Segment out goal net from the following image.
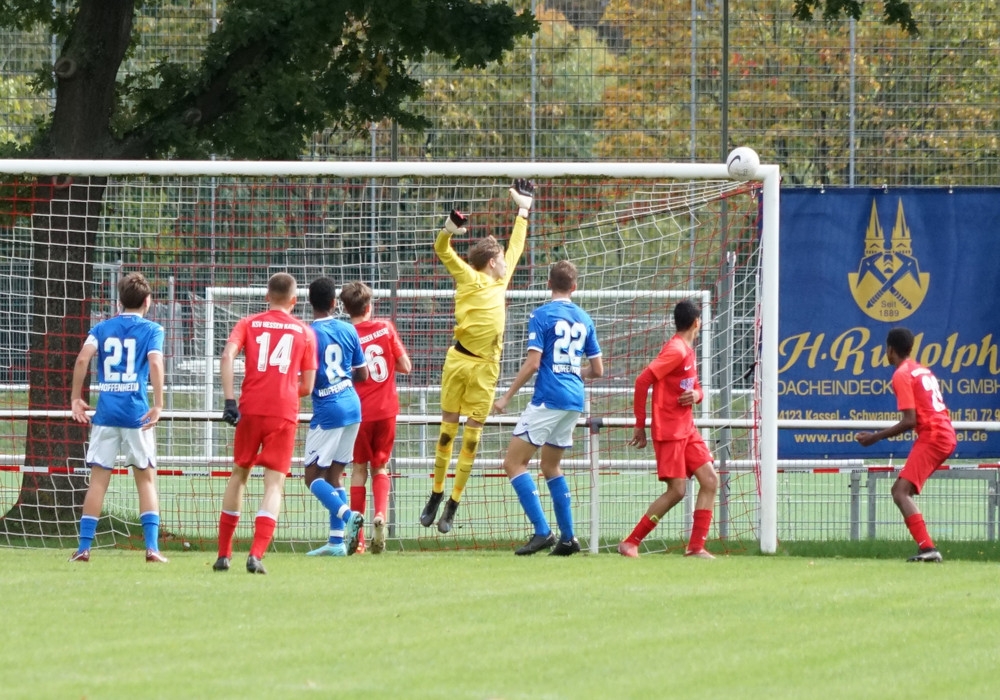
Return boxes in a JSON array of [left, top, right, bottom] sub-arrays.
[[0, 161, 778, 555]]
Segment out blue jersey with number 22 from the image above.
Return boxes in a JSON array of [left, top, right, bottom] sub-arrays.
[[527, 299, 601, 412]]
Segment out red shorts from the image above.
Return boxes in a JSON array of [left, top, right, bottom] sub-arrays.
[[899, 432, 957, 494], [653, 430, 714, 481], [232, 415, 298, 475], [353, 417, 397, 468]]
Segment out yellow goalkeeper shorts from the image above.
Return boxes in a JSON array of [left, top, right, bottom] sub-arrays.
[[439, 346, 500, 424]]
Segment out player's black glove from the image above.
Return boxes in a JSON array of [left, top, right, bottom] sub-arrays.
[[445, 209, 468, 235], [509, 179, 534, 218], [222, 399, 240, 426]]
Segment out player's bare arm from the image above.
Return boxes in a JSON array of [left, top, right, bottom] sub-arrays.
[[352, 365, 369, 384], [396, 352, 412, 374], [493, 349, 541, 414], [141, 352, 165, 430], [298, 369, 317, 397], [678, 388, 701, 407], [70, 343, 97, 424], [855, 408, 916, 447], [580, 356, 604, 381]]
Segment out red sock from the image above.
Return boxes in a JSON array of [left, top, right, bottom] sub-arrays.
[[250, 513, 277, 559], [217, 511, 240, 558], [350, 485, 367, 515], [626, 514, 658, 545], [688, 509, 713, 553], [905, 513, 935, 549], [372, 472, 391, 518], [350, 486, 367, 546]]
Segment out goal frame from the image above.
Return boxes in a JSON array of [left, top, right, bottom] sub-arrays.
[[0, 158, 781, 553]]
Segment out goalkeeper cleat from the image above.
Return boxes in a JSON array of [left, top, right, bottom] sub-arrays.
[[69, 549, 90, 563], [437, 498, 460, 534], [246, 555, 267, 575], [306, 542, 347, 557], [212, 556, 231, 571], [145, 549, 169, 563], [907, 547, 943, 563], [345, 512, 365, 556], [371, 513, 387, 555], [684, 548, 716, 560], [420, 491, 444, 528], [549, 537, 582, 556], [617, 540, 639, 558], [515, 531, 557, 556]]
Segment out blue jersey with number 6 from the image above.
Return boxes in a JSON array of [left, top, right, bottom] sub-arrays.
[[310, 317, 365, 429], [87, 313, 165, 428], [527, 299, 601, 412]]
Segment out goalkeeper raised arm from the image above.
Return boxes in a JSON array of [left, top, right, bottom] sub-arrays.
[[419, 179, 534, 534]]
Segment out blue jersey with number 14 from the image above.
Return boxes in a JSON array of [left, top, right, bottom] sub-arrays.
[[310, 317, 365, 429], [527, 299, 601, 412], [87, 313, 165, 428]]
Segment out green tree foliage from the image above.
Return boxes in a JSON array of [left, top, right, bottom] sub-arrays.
[[792, 0, 918, 36], [411, 3, 618, 161], [1, 0, 538, 160]]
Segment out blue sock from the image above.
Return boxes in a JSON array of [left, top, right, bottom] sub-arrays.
[[328, 511, 345, 545], [310, 479, 352, 519], [311, 480, 351, 545], [140, 511, 160, 551], [511, 472, 549, 536], [547, 475, 574, 541], [78, 514, 98, 551]]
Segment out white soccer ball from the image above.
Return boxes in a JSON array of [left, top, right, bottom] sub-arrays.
[[726, 146, 760, 181]]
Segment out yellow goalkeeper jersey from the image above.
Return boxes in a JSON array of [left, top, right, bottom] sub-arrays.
[[434, 215, 528, 363]]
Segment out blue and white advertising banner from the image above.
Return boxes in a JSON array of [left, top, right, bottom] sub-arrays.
[[779, 188, 1000, 459]]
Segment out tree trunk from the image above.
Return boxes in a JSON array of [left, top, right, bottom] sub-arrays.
[[0, 180, 105, 538], [0, 0, 134, 536]]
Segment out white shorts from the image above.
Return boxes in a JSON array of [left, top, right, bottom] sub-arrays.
[[512, 403, 581, 450], [86, 424, 156, 470], [304, 423, 361, 468]]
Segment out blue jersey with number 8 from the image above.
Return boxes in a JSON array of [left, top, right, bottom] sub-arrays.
[[310, 317, 365, 429]]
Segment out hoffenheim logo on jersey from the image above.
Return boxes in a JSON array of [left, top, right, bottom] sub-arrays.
[[847, 199, 929, 322]]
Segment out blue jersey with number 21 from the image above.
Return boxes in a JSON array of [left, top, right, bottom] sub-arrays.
[[527, 299, 601, 412], [310, 317, 365, 429], [88, 313, 165, 428]]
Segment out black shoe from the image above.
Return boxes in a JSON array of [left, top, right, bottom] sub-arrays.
[[212, 556, 230, 571], [515, 531, 557, 555], [437, 498, 460, 534], [246, 555, 267, 574], [420, 491, 444, 527], [549, 537, 581, 556], [907, 547, 943, 563]]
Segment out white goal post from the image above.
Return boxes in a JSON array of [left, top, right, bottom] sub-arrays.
[[0, 158, 780, 553]]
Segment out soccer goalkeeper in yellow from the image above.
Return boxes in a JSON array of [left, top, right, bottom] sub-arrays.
[[420, 179, 534, 534]]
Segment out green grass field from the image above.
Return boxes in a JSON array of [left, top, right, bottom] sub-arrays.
[[2, 548, 999, 699]]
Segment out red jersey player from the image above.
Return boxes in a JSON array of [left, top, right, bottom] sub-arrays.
[[856, 327, 957, 562], [214, 273, 318, 574], [618, 299, 718, 559], [341, 281, 412, 554]]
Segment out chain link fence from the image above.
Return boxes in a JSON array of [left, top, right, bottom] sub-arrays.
[[2, 1, 997, 185]]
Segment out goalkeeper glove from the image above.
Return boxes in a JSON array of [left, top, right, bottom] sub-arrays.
[[445, 209, 468, 235], [222, 399, 240, 426], [509, 179, 534, 218]]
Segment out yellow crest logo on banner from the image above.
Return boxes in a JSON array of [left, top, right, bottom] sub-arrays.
[[847, 199, 929, 322]]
